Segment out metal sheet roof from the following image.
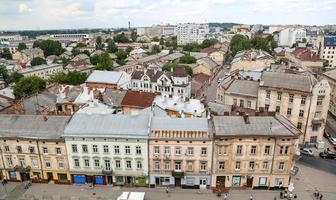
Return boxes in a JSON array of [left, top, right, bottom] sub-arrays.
[[151, 116, 209, 132]]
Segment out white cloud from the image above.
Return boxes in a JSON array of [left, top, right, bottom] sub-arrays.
[[18, 3, 32, 13]]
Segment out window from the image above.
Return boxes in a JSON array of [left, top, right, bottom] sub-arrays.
[[45, 160, 51, 168], [74, 158, 80, 167], [239, 100, 244, 107], [115, 160, 121, 169], [6, 157, 13, 166], [175, 147, 181, 155], [18, 157, 25, 167], [201, 147, 207, 156], [92, 145, 98, 153], [164, 147, 170, 155], [136, 146, 142, 155], [154, 161, 160, 169], [4, 146, 9, 152], [233, 99, 237, 105], [103, 145, 109, 153], [31, 158, 38, 168], [126, 160, 132, 169], [312, 124, 320, 131], [114, 145, 120, 154], [249, 161, 255, 170], [164, 162, 170, 170], [279, 162, 285, 170], [289, 94, 294, 103], [56, 147, 61, 155], [72, 144, 77, 153], [314, 111, 321, 119], [187, 147, 194, 155], [175, 161, 181, 171], [247, 101, 252, 108], [285, 146, 289, 154], [297, 122, 302, 130], [200, 162, 207, 171], [301, 96, 306, 105], [262, 161, 268, 170], [58, 160, 64, 169], [187, 161, 193, 171], [84, 159, 90, 167], [235, 161, 241, 170], [277, 92, 282, 100], [287, 108, 292, 115], [125, 146, 131, 154], [104, 160, 111, 170], [154, 146, 160, 154], [42, 147, 48, 154], [265, 104, 269, 112], [236, 145, 242, 155], [266, 90, 271, 99], [310, 136, 317, 143], [94, 159, 100, 168], [17, 146, 22, 153], [219, 161, 225, 170], [317, 96, 324, 106], [280, 146, 289, 155], [137, 161, 142, 169], [276, 106, 280, 113], [250, 146, 256, 155], [265, 145, 271, 155], [299, 110, 304, 117], [82, 145, 88, 153]]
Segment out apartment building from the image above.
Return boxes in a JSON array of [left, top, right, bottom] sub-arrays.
[[258, 71, 330, 146], [231, 50, 275, 71], [320, 69, 336, 117], [320, 36, 336, 68], [149, 117, 212, 189], [19, 64, 63, 79], [211, 115, 300, 190], [63, 112, 150, 186], [0, 34, 24, 42], [285, 48, 323, 72], [85, 70, 131, 90], [278, 28, 307, 47], [131, 67, 192, 98], [177, 23, 209, 45], [0, 115, 71, 183]]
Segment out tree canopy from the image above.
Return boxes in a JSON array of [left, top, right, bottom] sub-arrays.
[[180, 54, 196, 64], [162, 62, 176, 72], [182, 42, 201, 52], [115, 50, 128, 65], [149, 45, 161, 55], [49, 71, 87, 85], [31, 57, 46, 66], [13, 76, 46, 99], [95, 36, 103, 50], [113, 33, 129, 43], [18, 43, 27, 51], [200, 38, 218, 49], [33, 40, 64, 57], [107, 40, 118, 53], [0, 65, 23, 84], [230, 34, 277, 56], [230, 35, 251, 56], [131, 31, 138, 42], [0, 48, 12, 60], [90, 52, 113, 71]]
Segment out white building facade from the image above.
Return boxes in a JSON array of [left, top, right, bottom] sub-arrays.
[[177, 23, 209, 45], [278, 28, 307, 47], [320, 36, 336, 68]]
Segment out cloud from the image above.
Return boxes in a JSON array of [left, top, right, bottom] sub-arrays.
[[18, 3, 32, 13]]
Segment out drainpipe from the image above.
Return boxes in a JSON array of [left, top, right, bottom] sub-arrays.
[[36, 140, 45, 181]]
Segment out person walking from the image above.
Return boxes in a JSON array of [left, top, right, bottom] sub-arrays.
[[249, 194, 253, 200], [319, 194, 323, 200], [223, 193, 227, 200], [280, 191, 283, 199]]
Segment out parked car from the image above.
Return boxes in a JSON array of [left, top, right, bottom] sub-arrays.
[[319, 151, 336, 159], [328, 137, 336, 146], [324, 131, 331, 139], [217, 78, 222, 84], [300, 148, 314, 157]]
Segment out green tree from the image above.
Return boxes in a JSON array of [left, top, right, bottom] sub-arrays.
[[126, 46, 133, 54], [150, 45, 161, 55], [31, 57, 46, 66], [159, 37, 165, 45], [184, 66, 193, 76], [61, 58, 69, 67], [49, 71, 87, 85], [230, 35, 251, 56], [95, 52, 113, 71], [131, 31, 138, 42], [96, 36, 103, 50], [7, 72, 24, 84], [33, 40, 64, 57], [0, 48, 12, 59], [107, 40, 118, 53], [152, 36, 159, 42], [250, 36, 269, 52], [13, 76, 46, 99], [113, 33, 129, 43], [18, 43, 27, 51], [323, 59, 329, 67], [200, 38, 218, 49], [115, 50, 128, 65], [0, 65, 9, 83], [183, 42, 200, 52], [71, 48, 80, 56], [76, 43, 86, 48], [180, 54, 196, 64], [162, 62, 176, 72]]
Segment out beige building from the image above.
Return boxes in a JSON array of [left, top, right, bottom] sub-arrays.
[[149, 117, 212, 188], [211, 115, 300, 190], [201, 48, 228, 66], [193, 57, 219, 78], [231, 50, 275, 71], [12, 47, 44, 65], [320, 69, 336, 117], [0, 115, 71, 184], [258, 72, 330, 146], [285, 48, 323, 72]]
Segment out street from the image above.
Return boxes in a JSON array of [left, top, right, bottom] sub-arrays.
[[205, 66, 230, 103], [298, 155, 336, 175]]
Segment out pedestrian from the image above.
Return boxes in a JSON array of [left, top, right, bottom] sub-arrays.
[[320, 194, 323, 200], [274, 196, 277, 200], [317, 191, 320, 198], [294, 194, 297, 199], [223, 193, 227, 200], [280, 191, 283, 199], [250, 194, 253, 200]]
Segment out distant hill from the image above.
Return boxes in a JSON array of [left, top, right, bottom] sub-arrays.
[[209, 22, 241, 30]]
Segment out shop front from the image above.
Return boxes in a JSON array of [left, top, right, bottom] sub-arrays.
[[182, 175, 210, 189]]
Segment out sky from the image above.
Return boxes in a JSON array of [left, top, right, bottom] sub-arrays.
[[0, 0, 335, 30]]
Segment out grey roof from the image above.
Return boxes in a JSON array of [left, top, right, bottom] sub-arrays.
[[199, 57, 218, 69], [102, 89, 126, 107], [161, 52, 184, 61], [86, 70, 123, 84], [213, 115, 301, 137], [226, 79, 259, 98], [151, 117, 209, 132], [323, 69, 336, 81], [260, 71, 313, 93], [64, 113, 150, 138], [208, 102, 231, 116], [189, 52, 208, 60], [0, 115, 70, 139], [22, 89, 57, 114]]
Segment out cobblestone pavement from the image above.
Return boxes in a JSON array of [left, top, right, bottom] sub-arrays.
[[2, 162, 334, 200]]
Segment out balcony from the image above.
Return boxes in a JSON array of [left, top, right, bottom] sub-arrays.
[[14, 165, 31, 172], [102, 169, 113, 175], [312, 118, 324, 125]]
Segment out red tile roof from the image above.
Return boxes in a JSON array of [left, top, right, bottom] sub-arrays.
[[121, 91, 156, 109], [201, 47, 218, 54], [192, 73, 210, 84], [291, 48, 321, 62]]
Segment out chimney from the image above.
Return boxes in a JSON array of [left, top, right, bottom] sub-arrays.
[[243, 114, 250, 124], [128, 21, 131, 32]]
